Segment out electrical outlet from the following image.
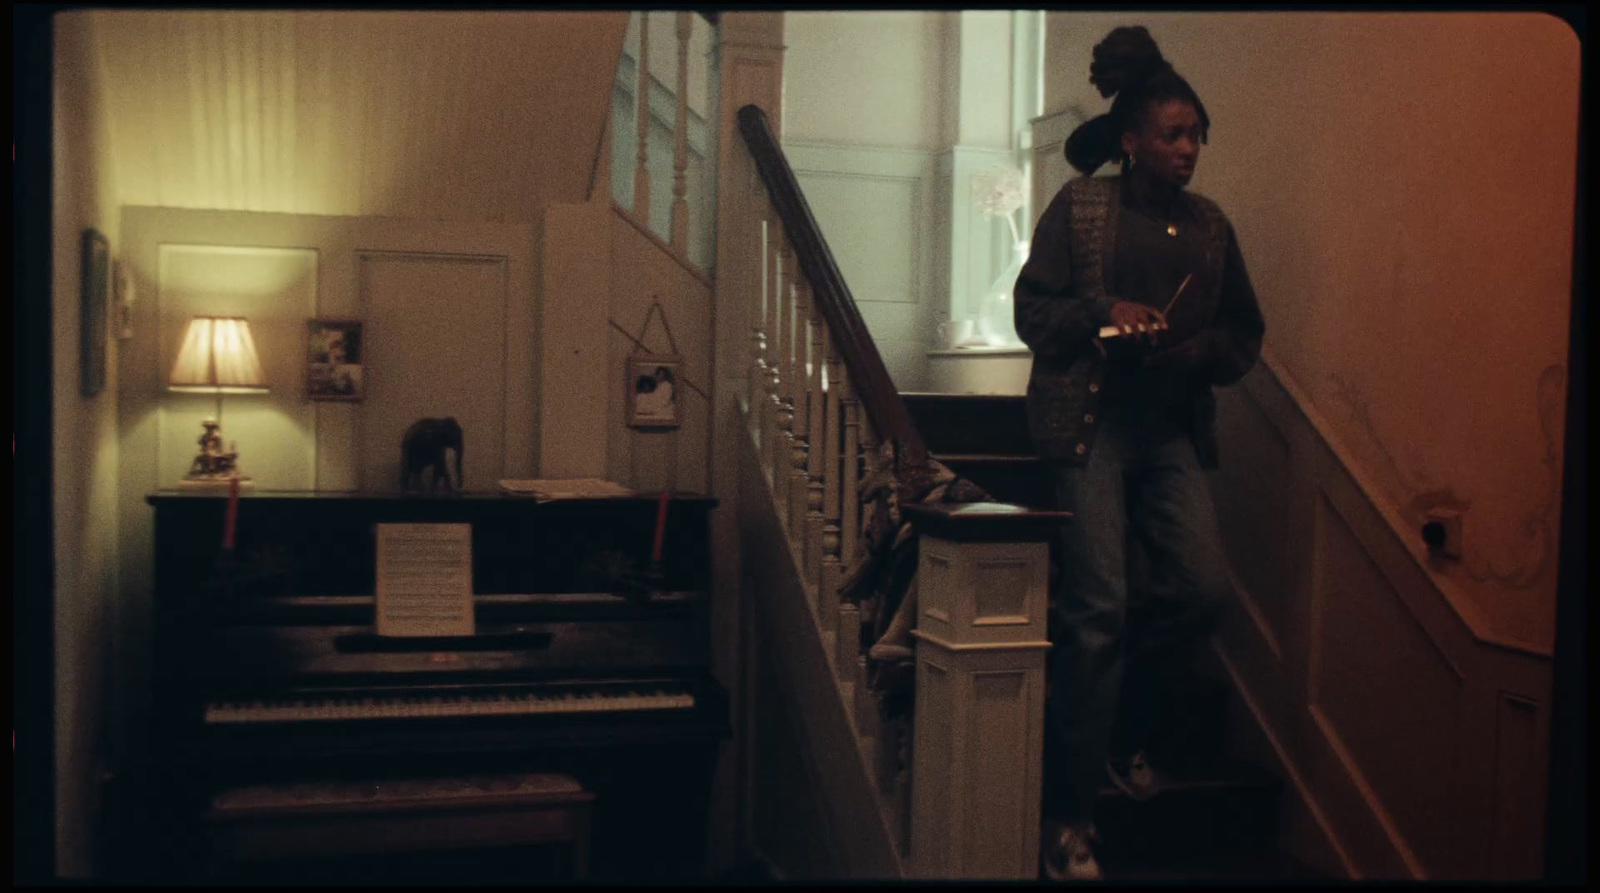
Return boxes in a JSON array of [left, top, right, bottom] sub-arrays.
[[1423, 508, 1463, 560]]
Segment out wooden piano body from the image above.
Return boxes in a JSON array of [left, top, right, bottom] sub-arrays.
[[144, 491, 728, 882]]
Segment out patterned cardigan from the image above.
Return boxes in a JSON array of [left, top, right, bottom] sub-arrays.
[[1013, 175, 1265, 468]]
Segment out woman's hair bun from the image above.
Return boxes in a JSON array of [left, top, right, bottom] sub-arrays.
[[1088, 26, 1167, 99], [1063, 113, 1119, 175]]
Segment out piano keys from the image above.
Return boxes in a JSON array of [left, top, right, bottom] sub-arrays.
[[204, 682, 698, 725], [143, 491, 728, 882]]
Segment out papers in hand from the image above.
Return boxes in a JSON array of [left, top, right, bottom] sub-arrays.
[[498, 478, 637, 501]]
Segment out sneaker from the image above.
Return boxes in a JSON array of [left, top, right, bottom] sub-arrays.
[[1106, 749, 1168, 801], [1042, 822, 1102, 881]]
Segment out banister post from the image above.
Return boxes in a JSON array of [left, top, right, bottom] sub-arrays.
[[901, 503, 1071, 880]]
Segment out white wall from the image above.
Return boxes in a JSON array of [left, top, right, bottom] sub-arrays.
[[781, 12, 953, 392], [52, 11, 123, 879], [1044, 12, 1579, 652], [783, 11, 946, 151]]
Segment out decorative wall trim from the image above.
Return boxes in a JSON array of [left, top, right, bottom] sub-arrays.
[[1213, 353, 1554, 881], [1027, 106, 1080, 156], [1327, 365, 1566, 594], [782, 139, 934, 308], [611, 201, 714, 287], [1252, 350, 1550, 658], [780, 139, 938, 390], [1214, 643, 1358, 877]]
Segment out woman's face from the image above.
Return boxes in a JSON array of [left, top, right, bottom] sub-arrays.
[[1124, 99, 1202, 187]]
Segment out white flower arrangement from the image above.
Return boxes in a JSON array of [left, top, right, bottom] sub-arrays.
[[971, 164, 1026, 245]]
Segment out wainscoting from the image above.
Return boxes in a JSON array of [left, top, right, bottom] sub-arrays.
[[782, 140, 937, 391], [1210, 353, 1553, 881]]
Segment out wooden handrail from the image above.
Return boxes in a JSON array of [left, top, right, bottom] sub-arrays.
[[735, 104, 928, 464]]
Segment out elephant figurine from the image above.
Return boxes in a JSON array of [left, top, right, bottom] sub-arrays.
[[400, 417, 463, 492]]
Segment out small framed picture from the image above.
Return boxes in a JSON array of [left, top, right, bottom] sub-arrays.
[[626, 354, 682, 429], [307, 319, 364, 401]]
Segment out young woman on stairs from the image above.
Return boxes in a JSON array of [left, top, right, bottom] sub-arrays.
[[1013, 26, 1266, 881]]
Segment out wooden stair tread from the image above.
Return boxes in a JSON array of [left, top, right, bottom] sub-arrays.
[[932, 453, 1040, 464], [1093, 758, 1280, 799]]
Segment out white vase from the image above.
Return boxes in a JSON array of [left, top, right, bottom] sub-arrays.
[[977, 242, 1029, 347]]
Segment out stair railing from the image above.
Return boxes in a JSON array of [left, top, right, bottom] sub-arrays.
[[732, 102, 1067, 879]]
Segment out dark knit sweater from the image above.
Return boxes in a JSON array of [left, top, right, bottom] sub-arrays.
[[1013, 175, 1264, 467]]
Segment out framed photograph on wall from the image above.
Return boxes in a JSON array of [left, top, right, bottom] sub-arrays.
[[306, 318, 364, 401], [80, 229, 110, 397], [626, 354, 682, 429]]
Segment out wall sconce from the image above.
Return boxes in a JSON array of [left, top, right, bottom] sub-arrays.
[[169, 316, 269, 487]]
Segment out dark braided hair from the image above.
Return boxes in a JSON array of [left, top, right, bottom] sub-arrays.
[[1063, 27, 1211, 176]]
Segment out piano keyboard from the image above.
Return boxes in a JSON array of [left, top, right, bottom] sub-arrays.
[[205, 687, 695, 724]]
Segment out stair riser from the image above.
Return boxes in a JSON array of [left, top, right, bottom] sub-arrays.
[[936, 459, 1053, 509], [1095, 782, 1281, 865], [903, 396, 1032, 457]]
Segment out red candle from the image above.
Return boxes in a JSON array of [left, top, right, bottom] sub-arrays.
[[222, 476, 240, 550], [651, 490, 671, 564]]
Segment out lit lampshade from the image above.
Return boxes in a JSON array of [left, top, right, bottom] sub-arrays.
[[169, 316, 269, 394]]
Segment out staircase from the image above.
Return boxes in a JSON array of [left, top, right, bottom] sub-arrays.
[[902, 392, 1323, 882]]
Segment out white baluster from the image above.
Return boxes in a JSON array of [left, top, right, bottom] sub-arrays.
[[789, 267, 811, 546], [804, 307, 827, 598], [837, 601, 860, 687], [841, 373, 862, 576], [856, 655, 879, 774], [748, 185, 767, 428], [671, 12, 692, 251], [819, 339, 844, 637], [766, 220, 786, 499], [633, 12, 651, 224]]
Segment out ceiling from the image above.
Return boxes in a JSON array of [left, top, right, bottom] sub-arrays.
[[86, 9, 629, 222]]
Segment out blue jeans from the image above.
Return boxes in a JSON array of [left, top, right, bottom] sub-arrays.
[[1043, 415, 1233, 823]]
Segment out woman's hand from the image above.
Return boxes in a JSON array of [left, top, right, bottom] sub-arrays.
[[1108, 301, 1168, 347]]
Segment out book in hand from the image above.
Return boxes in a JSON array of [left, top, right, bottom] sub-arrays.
[[1098, 321, 1171, 340], [1097, 273, 1191, 341]]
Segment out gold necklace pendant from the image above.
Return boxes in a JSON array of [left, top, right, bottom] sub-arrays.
[[1166, 223, 1178, 237]]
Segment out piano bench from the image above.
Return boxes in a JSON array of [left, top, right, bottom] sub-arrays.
[[203, 773, 595, 880]]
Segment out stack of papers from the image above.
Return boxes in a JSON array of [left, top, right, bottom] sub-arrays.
[[498, 478, 637, 501]]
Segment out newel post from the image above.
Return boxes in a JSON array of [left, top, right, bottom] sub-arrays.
[[901, 503, 1071, 880]]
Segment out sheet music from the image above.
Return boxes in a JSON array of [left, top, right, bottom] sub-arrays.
[[498, 478, 636, 501], [375, 523, 475, 637]]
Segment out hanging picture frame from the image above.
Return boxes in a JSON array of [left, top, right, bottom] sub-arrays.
[[626, 354, 684, 429], [80, 229, 110, 398], [306, 318, 365, 401], [624, 300, 683, 430]]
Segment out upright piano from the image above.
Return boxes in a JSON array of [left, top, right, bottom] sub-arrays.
[[145, 490, 728, 882]]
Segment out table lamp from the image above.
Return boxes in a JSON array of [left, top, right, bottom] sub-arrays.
[[169, 316, 269, 487]]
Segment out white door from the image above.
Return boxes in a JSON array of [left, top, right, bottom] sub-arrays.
[[357, 251, 510, 491]]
